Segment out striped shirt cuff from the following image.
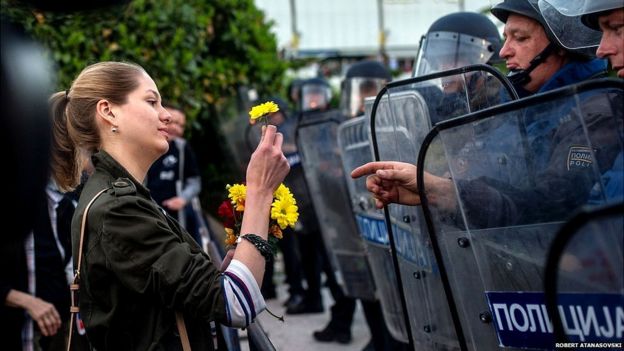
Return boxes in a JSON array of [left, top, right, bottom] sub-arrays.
[[222, 259, 266, 328]]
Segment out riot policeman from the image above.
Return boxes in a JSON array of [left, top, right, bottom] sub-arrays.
[[537, 0, 624, 78], [341, 60, 392, 118], [351, 0, 610, 208], [491, 0, 608, 97], [352, 0, 621, 227], [284, 77, 335, 315], [299, 77, 333, 113], [414, 11, 503, 77], [310, 60, 411, 351]]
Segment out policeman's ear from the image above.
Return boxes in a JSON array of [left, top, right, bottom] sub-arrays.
[[96, 99, 116, 126]]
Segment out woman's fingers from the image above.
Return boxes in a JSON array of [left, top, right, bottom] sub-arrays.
[[260, 125, 277, 146], [274, 131, 284, 149]]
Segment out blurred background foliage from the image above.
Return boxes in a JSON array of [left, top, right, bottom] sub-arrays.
[[2, 0, 288, 213]]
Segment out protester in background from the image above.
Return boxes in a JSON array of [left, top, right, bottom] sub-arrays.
[[146, 105, 203, 244]]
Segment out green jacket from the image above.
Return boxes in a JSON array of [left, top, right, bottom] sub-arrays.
[[72, 151, 225, 350]]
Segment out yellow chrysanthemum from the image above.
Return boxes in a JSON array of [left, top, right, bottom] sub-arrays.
[[227, 184, 246, 211], [249, 101, 279, 120], [271, 195, 299, 229], [273, 183, 293, 201], [225, 228, 237, 246]]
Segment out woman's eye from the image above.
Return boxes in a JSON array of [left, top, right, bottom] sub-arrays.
[[148, 100, 157, 106]]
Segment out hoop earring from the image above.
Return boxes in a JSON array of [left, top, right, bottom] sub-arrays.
[[111, 127, 118, 133]]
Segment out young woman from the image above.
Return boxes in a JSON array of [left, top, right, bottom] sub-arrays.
[[50, 61, 289, 349]]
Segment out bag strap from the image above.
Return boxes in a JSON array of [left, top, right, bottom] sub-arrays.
[[176, 311, 192, 351], [66, 187, 192, 351], [67, 187, 108, 351]]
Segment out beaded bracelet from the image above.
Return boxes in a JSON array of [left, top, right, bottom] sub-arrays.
[[237, 234, 273, 261]]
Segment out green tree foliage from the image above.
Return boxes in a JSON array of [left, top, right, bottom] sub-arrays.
[[2, 0, 287, 214], [2, 0, 286, 119]]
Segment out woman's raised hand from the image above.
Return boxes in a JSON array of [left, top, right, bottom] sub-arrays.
[[246, 125, 289, 195]]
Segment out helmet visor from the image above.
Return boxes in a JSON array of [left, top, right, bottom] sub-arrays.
[[340, 77, 387, 118], [537, 0, 606, 50], [414, 31, 496, 77], [300, 84, 332, 111]]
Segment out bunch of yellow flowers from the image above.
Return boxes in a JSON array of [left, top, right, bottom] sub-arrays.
[[218, 183, 299, 247]]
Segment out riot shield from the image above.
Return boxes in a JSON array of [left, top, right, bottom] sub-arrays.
[[417, 78, 623, 350], [295, 109, 376, 300], [544, 203, 624, 348], [369, 64, 517, 349], [218, 87, 259, 175], [338, 114, 412, 344]]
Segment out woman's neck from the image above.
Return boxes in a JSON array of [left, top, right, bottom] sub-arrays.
[[102, 145, 153, 183]]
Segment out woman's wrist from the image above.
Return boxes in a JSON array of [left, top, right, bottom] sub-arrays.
[[240, 188, 273, 239]]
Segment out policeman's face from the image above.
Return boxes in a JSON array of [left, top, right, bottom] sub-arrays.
[[109, 72, 171, 161], [500, 14, 567, 92], [596, 9, 624, 78], [305, 92, 326, 110]]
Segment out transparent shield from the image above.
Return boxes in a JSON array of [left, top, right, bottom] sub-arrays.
[[414, 32, 496, 77], [337, 115, 412, 344], [370, 66, 517, 349], [548, 204, 624, 346], [296, 109, 376, 300], [419, 80, 623, 350]]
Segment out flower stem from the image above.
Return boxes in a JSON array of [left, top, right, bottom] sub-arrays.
[[264, 306, 285, 322]]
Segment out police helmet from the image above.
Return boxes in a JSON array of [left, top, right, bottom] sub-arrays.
[[491, 0, 596, 86], [414, 12, 503, 77], [491, 0, 556, 41], [534, 0, 622, 51], [298, 77, 332, 112], [580, 0, 623, 30], [341, 60, 391, 118], [492, 0, 601, 55]]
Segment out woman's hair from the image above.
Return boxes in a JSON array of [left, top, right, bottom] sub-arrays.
[[50, 61, 146, 191]]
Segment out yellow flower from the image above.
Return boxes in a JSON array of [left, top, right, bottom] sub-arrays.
[[271, 195, 299, 229], [227, 184, 246, 211], [273, 183, 293, 201], [249, 101, 279, 121]]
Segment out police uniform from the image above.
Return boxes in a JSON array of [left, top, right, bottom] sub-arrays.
[[72, 151, 255, 350], [457, 88, 623, 228]]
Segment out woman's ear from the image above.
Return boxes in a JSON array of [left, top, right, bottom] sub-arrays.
[[96, 99, 116, 126]]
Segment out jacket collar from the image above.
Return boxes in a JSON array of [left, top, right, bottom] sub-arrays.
[[538, 58, 608, 94], [92, 150, 151, 198]]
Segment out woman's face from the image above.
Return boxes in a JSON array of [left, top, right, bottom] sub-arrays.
[[111, 72, 171, 159]]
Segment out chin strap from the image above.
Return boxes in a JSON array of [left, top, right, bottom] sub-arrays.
[[507, 42, 557, 86]]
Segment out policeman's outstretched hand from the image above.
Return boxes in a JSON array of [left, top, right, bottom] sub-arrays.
[[351, 161, 421, 208], [246, 125, 289, 195], [351, 161, 458, 210]]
